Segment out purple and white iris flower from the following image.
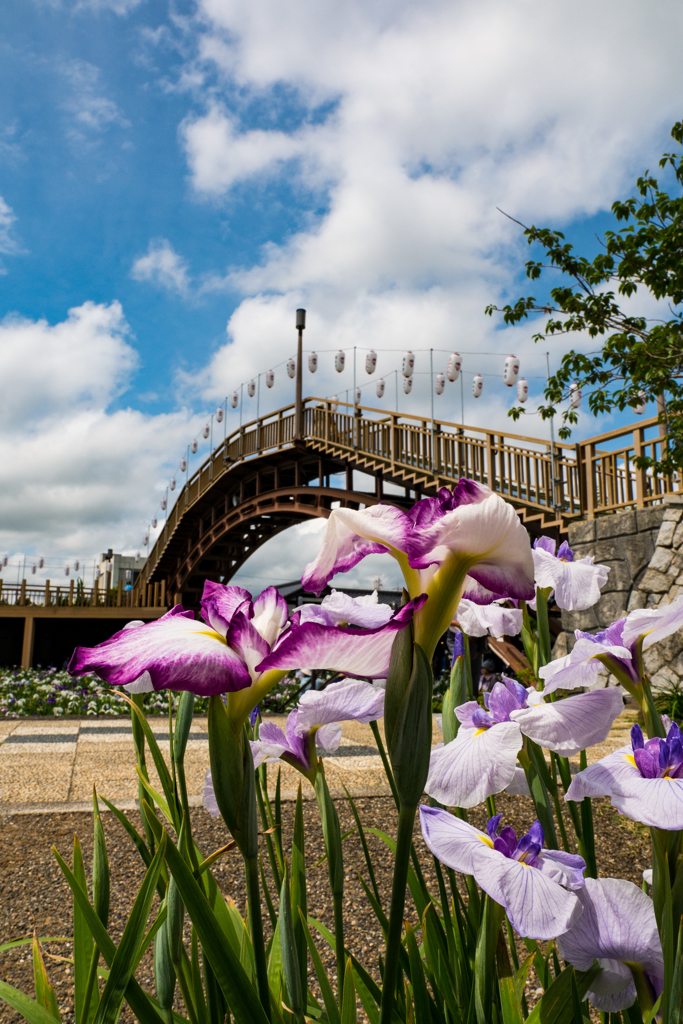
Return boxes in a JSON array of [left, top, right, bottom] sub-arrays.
[[300, 480, 535, 656], [532, 537, 610, 611], [204, 678, 384, 810], [557, 877, 663, 1012], [454, 598, 523, 639], [420, 806, 585, 940], [425, 677, 623, 807], [539, 596, 683, 695], [566, 721, 683, 829], [69, 582, 423, 729]]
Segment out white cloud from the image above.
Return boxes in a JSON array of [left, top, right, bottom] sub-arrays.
[[0, 303, 201, 564], [0, 195, 22, 272], [131, 238, 192, 295], [60, 59, 130, 137]]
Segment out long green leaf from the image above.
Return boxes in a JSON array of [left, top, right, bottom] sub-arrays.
[[291, 784, 308, 1001], [93, 834, 167, 1024], [0, 938, 68, 954], [405, 924, 430, 1024], [52, 846, 167, 1024], [72, 835, 95, 1024], [0, 980, 61, 1024], [33, 934, 60, 1021], [99, 796, 153, 870], [119, 690, 180, 830], [524, 965, 600, 1024], [307, 918, 382, 1009], [298, 911, 341, 1024], [340, 961, 356, 1024], [278, 863, 304, 1021], [162, 829, 270, 1024]]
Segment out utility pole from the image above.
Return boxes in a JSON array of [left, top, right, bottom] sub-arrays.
[[295, 308, 305, 440]]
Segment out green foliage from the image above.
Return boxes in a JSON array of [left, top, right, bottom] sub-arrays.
[[486, 118, 683, 474], [654, 679, 683, 723]]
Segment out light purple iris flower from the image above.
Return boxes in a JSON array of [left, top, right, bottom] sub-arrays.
[[557, 877, 663, 1012], [532, 537, 610, 611], [69, 583, 423, 730], [539, 596, 683, 695], [300, 481, 535, 656], [425, 678, 623, 807], [420, 806, 585, 939], [204, 678, 384, 810], [566, 721, 683, 829], [455, 598, 522, 639]]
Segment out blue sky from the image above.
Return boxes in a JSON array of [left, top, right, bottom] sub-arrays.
[[1, 0, 682, 589]]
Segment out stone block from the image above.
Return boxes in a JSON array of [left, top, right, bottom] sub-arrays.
[[651, 666, 681, 692], [628, 590, 648, 611], [596, 511, 636, 539], [670, 550, 683, 571], [654, 627, 683, 663], [644, 646, 665, 675], [670, 586, 683, 603], [592, 591, 629, 627], [658, 595, 672, 607], [674, 522, 683, 549], [561, 608, 598, 633], [568, 520, 596, 545], [640, 568, 674, 593], [656, 521, 677, 547], [647, 593, 662, 607], [672, 652, 683, 676], [649, 547, 674, 573], [590, 539, 628, 562], [620, 534, 654, 578], [664, 508, 683, 524], [599, 561, 633, 592], [636, 508, 667, 532], [551, 632, 569, 659]]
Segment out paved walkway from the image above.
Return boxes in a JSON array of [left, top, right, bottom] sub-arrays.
[[0, 706, 639, 814]]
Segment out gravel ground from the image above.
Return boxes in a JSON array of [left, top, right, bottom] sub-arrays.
[[0, 792, 652, 1023]]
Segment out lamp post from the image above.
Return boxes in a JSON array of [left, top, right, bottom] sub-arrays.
[[295, 308, 305, 440]]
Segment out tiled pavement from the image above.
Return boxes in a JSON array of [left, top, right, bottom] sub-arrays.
[[0, 705, 640, 814]]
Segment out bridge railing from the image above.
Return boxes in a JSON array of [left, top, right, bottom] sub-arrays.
[[137, 398, 682, 597], [0, 579, 167, 608]]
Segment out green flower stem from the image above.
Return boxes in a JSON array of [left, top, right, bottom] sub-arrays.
[[245, 852, 272, 1020], [641, 676, 666, 739], [314, 768, 345, 1001], [518, 743, 558, 850], [379, 801, 417, 1024], [462, 632, 474, 701], [534, 587, 553, 668], [578, 750, 597, 878]]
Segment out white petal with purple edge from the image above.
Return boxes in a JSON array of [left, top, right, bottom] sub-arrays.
[[510, 688, 624, 757], [296, 678, 385, 730], [251, 587, 289, 647], [455, 598, 523, 639], [535, 850, 586, 890], [557, 877, 663, 1011], [532, 548, 610, 611], [539, 636, 633, 694], [425, 722, 522, 807], [301, 505, 406, 594], [225, 610, 271, 678], [505, 767, 531, 797], [471, 844, 582, 939], [250, 739, 288, 769], [566, 744, 683, 828], [200, 581, 251, 633], [318, 589, 393, 628], [316, 722, 342, 751], [622, 596, 683, 651], [68, 607, 252, 694]]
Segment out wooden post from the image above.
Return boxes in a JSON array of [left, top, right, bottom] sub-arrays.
[[486, 433, 496, 492], [295, 309, 305, 441], [19, 579, 27, 606], [153, 581, 160, 606], [21, 615, 35, 669], [0, 579, 3, 603], [586, 442, 596, 518], [160, 580, 166, 607], [633, 426, 647, 509], [68, 579, 75, 606], [44, 580, 51, 607], [92, 580, 99, 607], [174, 591, 183, 606], [117, 580, 123, 607]]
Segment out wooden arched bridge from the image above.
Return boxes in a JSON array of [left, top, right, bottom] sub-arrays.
[[134, 397, 678, 609]]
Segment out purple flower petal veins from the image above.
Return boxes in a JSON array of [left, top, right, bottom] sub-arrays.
[[509, 687, 624, 758], [425, 717, 523, 807], [420, 806, 584, 940], [298, 589, 394, 629], [455, 598, 523, 639], [621, 595, 683, 652], [566, 721, 683, 829], [532, 537, 610, 611], [557, 877, 663, 1012]]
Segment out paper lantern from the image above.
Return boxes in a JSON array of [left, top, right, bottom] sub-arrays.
[[446, 352, 462, 382], [634, 390, 646, 415], [376, 378, 385, 399], [32, 564, 36, 574], [308, 352, 318, 373], [287, 357, 296, 379], [569, 383, 582, 409], [365, 350, 377, 374], [202, 423, 210, 438], [516, 378, 529, 404], [265, 369, 274, 388], [190, 440, 198, 454], [503, 355, 520, 386], [472, 374, 483, 398], [435, 373, 445, 395], [74, 560, 79, 571], [247, 380, 256, 398], [135, 552, 140, 562], [230, 391, 239, 409], [39, 557, 44, 569], [334, 350, 345, 373], [329, 395, 339, 412], [215, 407, 224, 423], [403, 376, 413, 394], [402, 351, 415, 378], [65, 567, 70, 577], [152, 517, 157, 528], [143, 534, 149, 546], [160, 497, 167, 511], [180, 458, 187, 472], [170, 478, 176, 491], [355, 386, 361, 405]]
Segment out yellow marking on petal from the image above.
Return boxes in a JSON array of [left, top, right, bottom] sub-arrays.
[[473, 728, 488, 738], [478, 835, 494, 848], [624, 753, 637, 768], [196, 630, 228, 646]]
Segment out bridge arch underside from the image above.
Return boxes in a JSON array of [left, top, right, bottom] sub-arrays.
[[150, 448, 419, 606]]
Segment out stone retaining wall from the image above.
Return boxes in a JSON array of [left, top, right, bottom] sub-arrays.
[[553, 499, 683, 691]]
